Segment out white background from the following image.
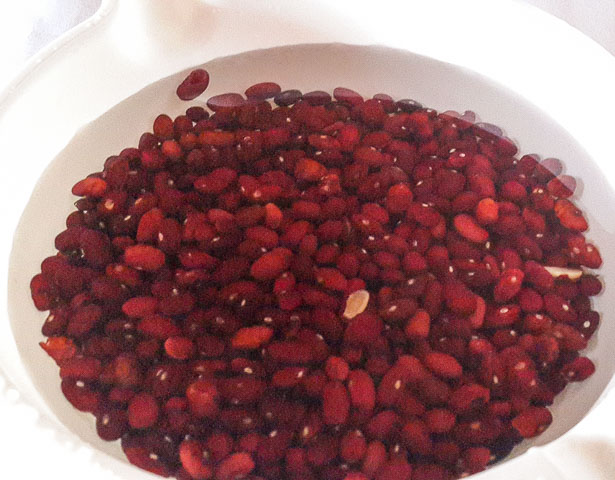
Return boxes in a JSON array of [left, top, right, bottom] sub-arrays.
[[0, 0, 613, 90]]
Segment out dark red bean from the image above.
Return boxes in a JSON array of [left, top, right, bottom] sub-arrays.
[[207, 93, 245, 112], [333, 87, 364, 106], [303, 90, 332, 106], [176, 68, 210, 101], [245, 82, 282, 99], [274, 89, 302, 106], [32, 74, 603, 480]]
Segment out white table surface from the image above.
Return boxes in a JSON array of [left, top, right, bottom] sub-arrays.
[[0, 1, 614, 480]]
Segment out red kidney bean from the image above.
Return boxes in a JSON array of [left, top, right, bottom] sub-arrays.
[[31, 70, 603, 480], [176, 68, 210, 101]]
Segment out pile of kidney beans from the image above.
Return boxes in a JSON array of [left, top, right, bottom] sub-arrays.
[[30, 68, 603, 480]]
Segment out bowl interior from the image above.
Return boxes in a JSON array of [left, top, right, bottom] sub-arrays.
[[8, 43, 615, 476]]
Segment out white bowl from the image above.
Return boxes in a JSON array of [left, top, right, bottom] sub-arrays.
[[2, 1, 615, 479]]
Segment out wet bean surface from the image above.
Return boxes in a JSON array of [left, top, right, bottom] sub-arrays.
[[31, 72, 602, 480]]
